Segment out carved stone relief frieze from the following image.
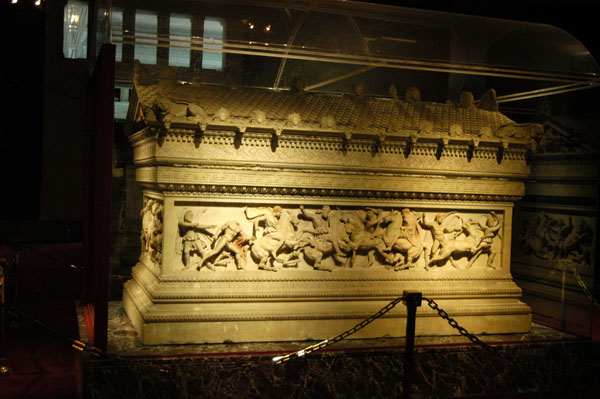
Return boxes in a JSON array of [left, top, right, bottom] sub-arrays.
[[516, 211, 594, 267], [137, 166, 525, 201], [146, 131, 531, 177], [173, 205, 504, 273], [140, 197, 164, 265]]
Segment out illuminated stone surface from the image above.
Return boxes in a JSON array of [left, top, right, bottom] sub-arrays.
[[123, 62, 536, 344]]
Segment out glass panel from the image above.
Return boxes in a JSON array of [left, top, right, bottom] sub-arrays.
[[111, 9, 124, 62], [114, 86, 130, 120], [169, 15, 191, 67], [134, 10, 157, 65], [63, 0, 88, 59], [202, 17, 224, 71], [94, 0, 599, 104], [96, 8, 122, 60]]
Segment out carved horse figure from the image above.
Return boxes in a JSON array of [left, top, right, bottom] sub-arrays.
[[249, 236, 299, 271], [343, 218, 388, 267], [428, 219, 478, 268], [293, 206, 353, 271], [248, 209, 301, 271], [385, 209, 426, 271], [300, 238, 351, 272], [427, 217, 494, 269]]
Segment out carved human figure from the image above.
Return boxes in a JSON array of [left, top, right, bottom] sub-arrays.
[[430, 216, 479, 269], [197, 221, 249, 271], [467, 212, 502, 269], [246, 206, 301, 271], [363, 208, 385, 236], [246, 206, 283, 237], [385, 208, 425, 270], [400, 209, 420, 245], [140, 199, 156, 252], [148, 202, 163, 263], [299, 205, 345, 257], [297, 205, 350, 270], [420, 211, 458, 264], [178, 210, 216, 268], [343, 216, 388, 267], [146, 203, 160, 247], [562, 218, 593, 265], [380, 210, 404, 249]]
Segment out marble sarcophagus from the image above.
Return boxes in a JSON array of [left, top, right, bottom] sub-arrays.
[[124, 62, 539, 344]]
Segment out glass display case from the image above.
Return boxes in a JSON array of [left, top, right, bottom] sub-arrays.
[[83, 0, 599, 112]]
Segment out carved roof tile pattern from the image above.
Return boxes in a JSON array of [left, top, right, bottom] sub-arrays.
[[132, 62, 540, 143]]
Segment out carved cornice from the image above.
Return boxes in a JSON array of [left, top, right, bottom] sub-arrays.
[[156, 190, 521, 203], [125, 275, 532, 323], [131, 264, 521, 301], [130, 62, 541, 152], [131, 129, 530, 169], [135, 165, 524, 201], [137, 304, 532, 323], [148, 289, 522, 301], [158, 274, 517, 283], [145, 128, 534, 152]]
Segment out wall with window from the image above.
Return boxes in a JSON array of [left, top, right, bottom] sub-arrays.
[[40, 1, 232, 227]]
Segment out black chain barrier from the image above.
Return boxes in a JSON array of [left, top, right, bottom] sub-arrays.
[[2, 242, 540, 382], [4, 243, 501, 362], [272, 294, 500, 365], [9, 243, 600, 398], [5, 293, 499, 366], [423, 297, 496, 353], [272, 295, 407, 364]]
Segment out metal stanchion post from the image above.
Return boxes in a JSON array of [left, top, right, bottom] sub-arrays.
[[0, 258, 9, 376], [402, 291, 422, 399]]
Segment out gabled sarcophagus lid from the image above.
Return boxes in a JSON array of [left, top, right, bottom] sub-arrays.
[[124, 62, 537, 345]]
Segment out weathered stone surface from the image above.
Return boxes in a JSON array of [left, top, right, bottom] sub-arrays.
[[124, 63, 533, 345]]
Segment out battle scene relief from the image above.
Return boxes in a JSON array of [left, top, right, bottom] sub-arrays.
[[169, 205, 504, 273], [516, 211, 594, 267]]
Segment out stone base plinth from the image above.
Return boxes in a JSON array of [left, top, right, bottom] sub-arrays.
[[123, 260, 531, 345]]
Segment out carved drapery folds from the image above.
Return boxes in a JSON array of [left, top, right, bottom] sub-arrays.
[[140, 197, 163, 265], [174, 205, 503, 273]]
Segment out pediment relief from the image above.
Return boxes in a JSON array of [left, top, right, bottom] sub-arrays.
[[130, 62, 542, 149]]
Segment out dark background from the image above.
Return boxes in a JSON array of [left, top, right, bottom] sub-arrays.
[[1, 0, 598, 224]]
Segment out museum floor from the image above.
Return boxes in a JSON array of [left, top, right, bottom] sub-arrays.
[[1, 242, 600, 398]]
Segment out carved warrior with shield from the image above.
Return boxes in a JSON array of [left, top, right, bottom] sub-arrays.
[[170, 205, 503, 272], [178, 210, 215, 268]]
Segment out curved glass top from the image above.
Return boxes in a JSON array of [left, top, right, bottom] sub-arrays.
[[97, 0, 600, 103]]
